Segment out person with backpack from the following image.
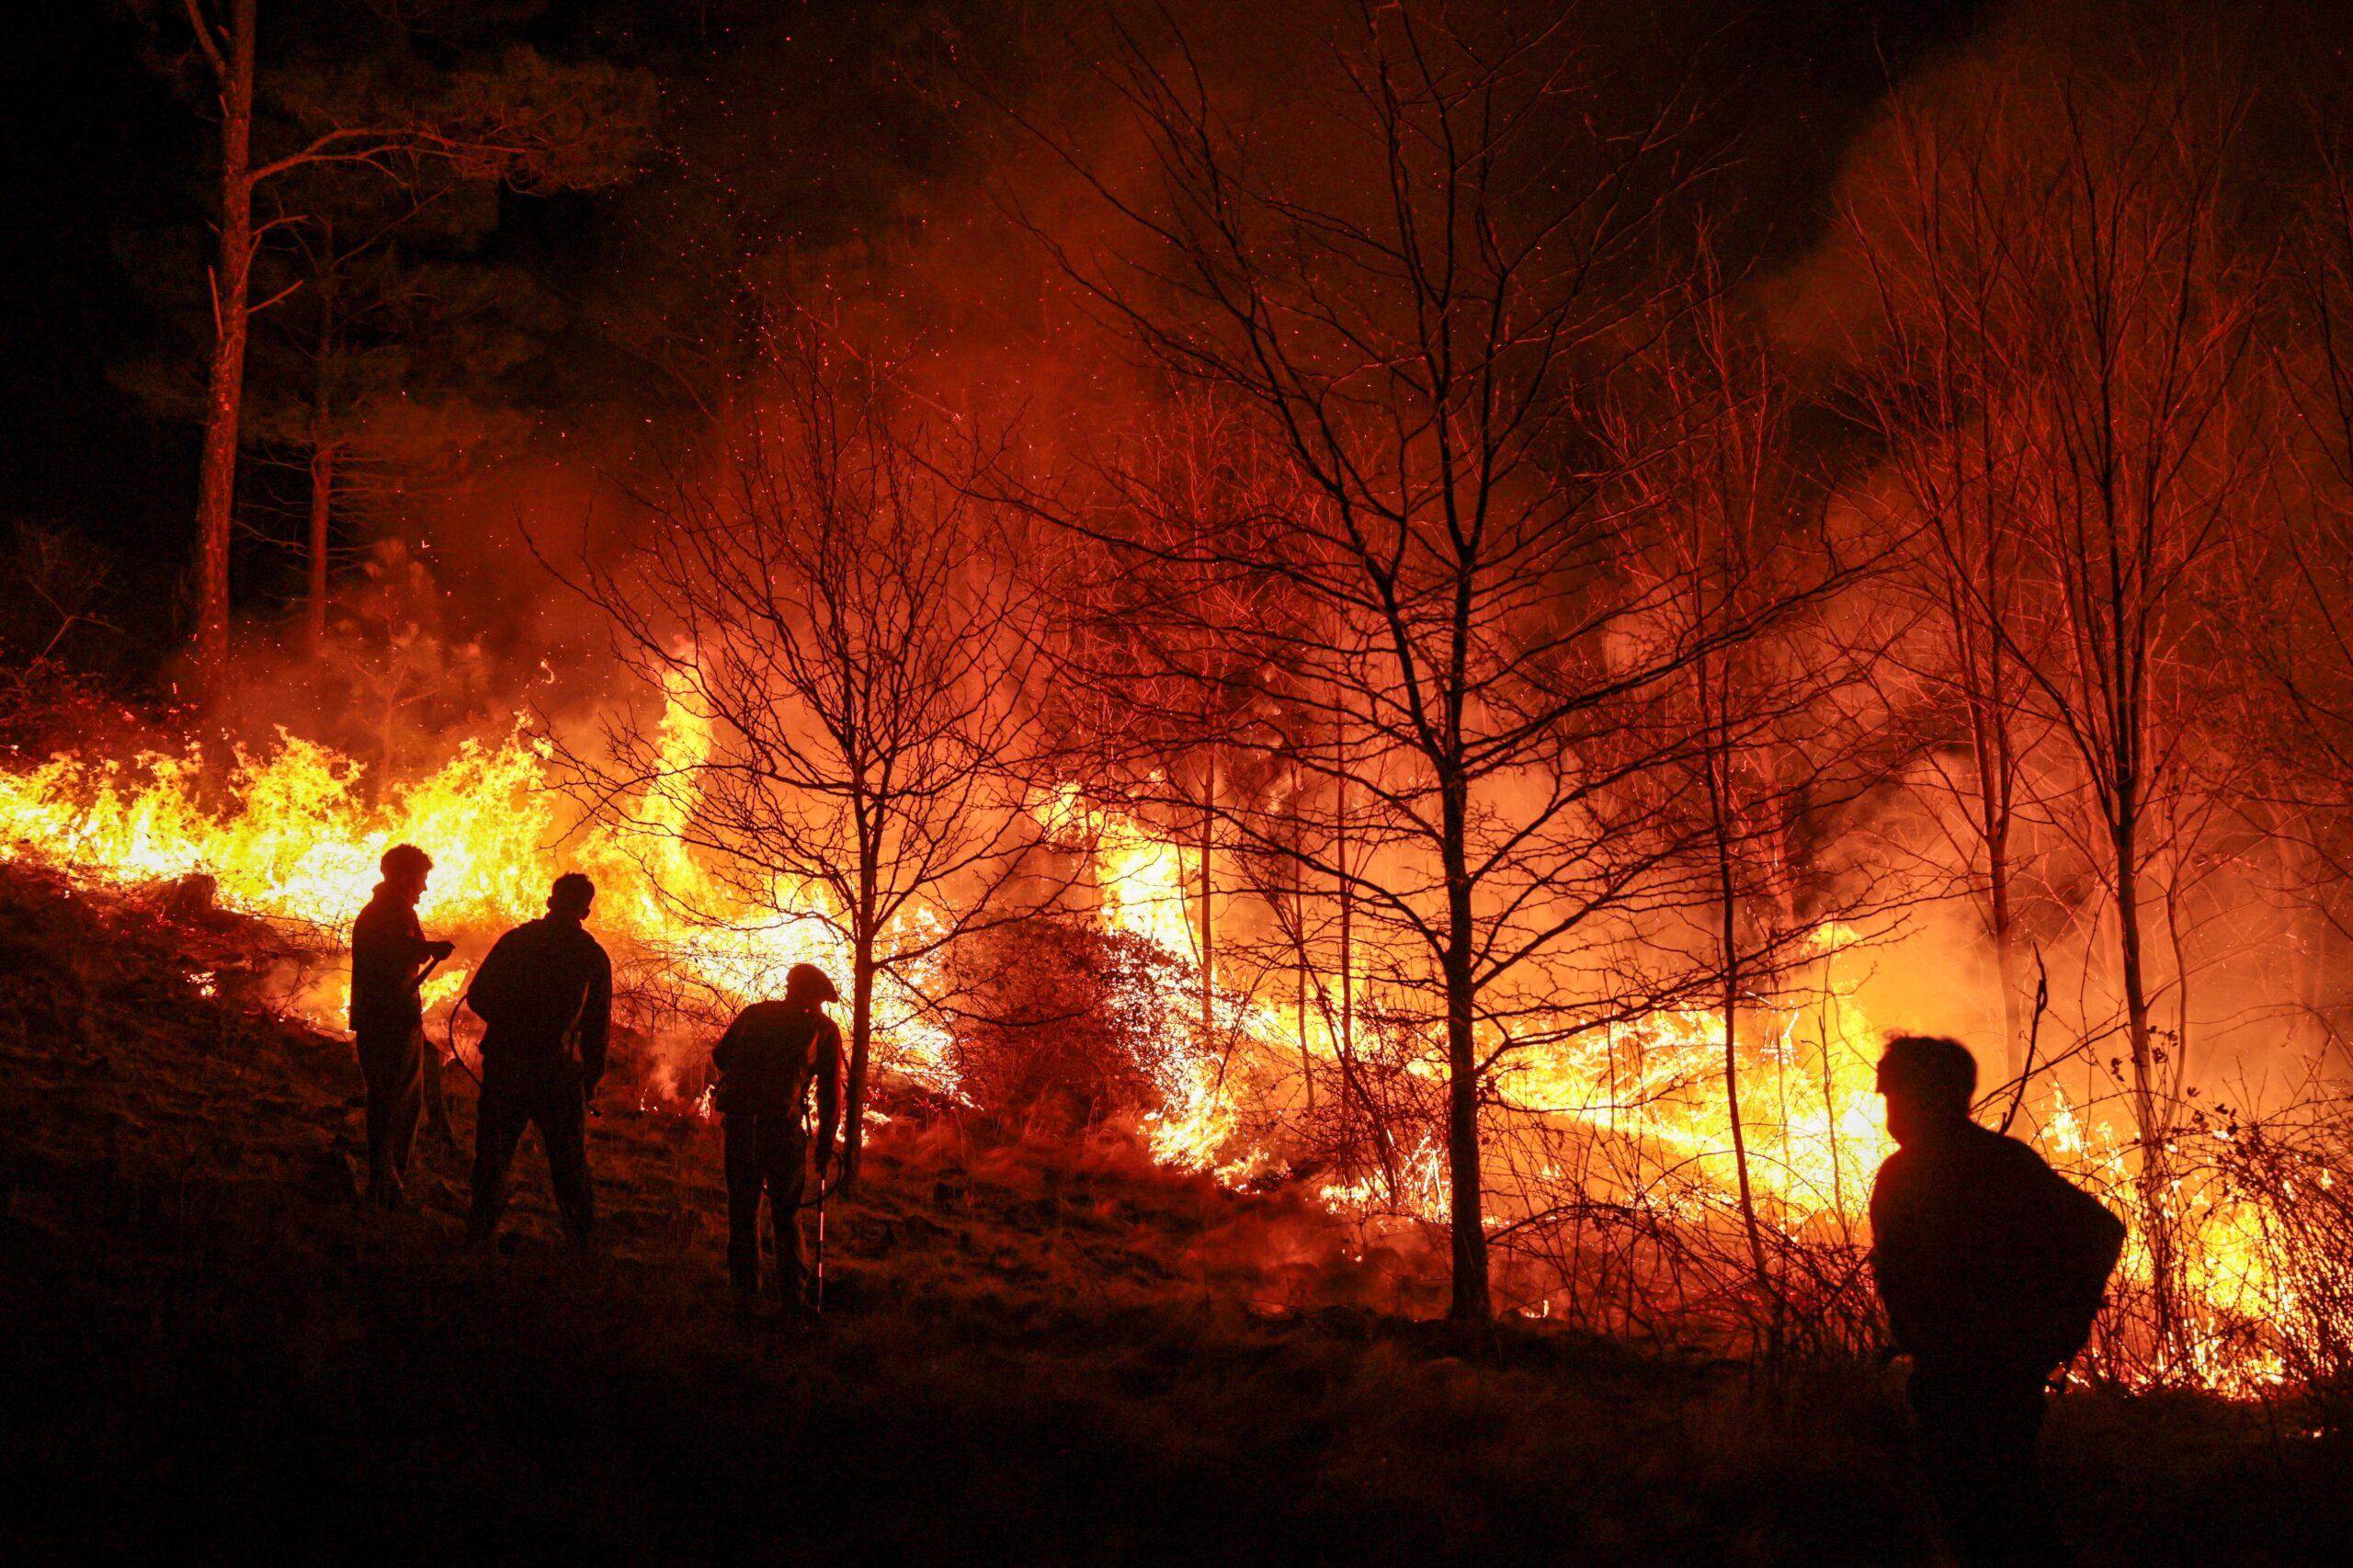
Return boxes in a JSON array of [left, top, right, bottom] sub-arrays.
[[1871, 1034, 2126, 1567], [460, 872, 612, 1253], [710, 962, 845, 1313]]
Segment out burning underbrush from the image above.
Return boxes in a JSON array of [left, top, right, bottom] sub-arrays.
[[4, 706, 2353, 1399], [5, 856, 2349, 1564]]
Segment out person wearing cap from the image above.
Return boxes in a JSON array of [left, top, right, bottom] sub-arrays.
[[710, 962, 846, 1312], [349, 843, 457, 1209], [460, 872, 613, 1252], [1870, 1034, 2125, 1568]]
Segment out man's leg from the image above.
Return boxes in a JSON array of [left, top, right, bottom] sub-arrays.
[[354, 1025, 417, 1205], [355, 1028, 392, 1199], [1912, 1368, 2065, 1567], [467, 1072, 530, 1243], [760, 1115, 810, 1304], [536, 1074, 596, 1251], [1978, 1379, 2064, 1565], [722, 1113, 765, 1301], [384, 1025, 424, 1187], [419, 1024, 454, 1142]]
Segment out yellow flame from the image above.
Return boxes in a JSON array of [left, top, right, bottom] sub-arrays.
[[0, 712, 2329, 1392]]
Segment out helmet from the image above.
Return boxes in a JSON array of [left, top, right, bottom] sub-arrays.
[[785, 962, 839, 1004]]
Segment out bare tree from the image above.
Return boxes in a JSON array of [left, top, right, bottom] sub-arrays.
[[1847, 48, 2272, 1367], [1010, 4, 1856, 1321], [158, 0, 645, 691], [1612, 275, 1884, 1320], [2249, 101, 2353, 1055], [561, 322, 1056, 1187], [1834, 82, 2073, 1083]]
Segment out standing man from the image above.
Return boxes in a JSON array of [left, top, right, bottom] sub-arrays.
[[461, 872, 612, 1253], [711, 962, 845, 1312], [350, 843, 456, 1210], [1870, 1035, 2125, 1568]]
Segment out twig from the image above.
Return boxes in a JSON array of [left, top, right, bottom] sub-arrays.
[[2001, 946, 2051, 1136]]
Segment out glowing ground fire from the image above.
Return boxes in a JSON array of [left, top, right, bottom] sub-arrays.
[[0, 713, 2325, 1393]]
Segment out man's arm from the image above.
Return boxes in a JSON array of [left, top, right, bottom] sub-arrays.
[[710, 1010, 748, 1076], [460, 931, 517, 1027], [576, 942, 614, 1085], [813, 1021, 844, 1181], [2029, 1161, 2127, 1368], [354, 902, 430, 972], [413, 912, 456, 974], [1870, 1162, 1934, 1356]]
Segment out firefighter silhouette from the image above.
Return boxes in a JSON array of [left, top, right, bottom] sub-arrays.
[[1871, 1035, 2125, 1567]]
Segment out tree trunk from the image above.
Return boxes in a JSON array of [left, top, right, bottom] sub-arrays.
[[1199, 752, 1215, 1045], [1293, 836, 1312, 1113], [193, 0, 259, 694], [1964, 671, 2027, 1083], [1440, 767, 1488, 1324], [307, 233, 336, 663], [843, 940, 875, 1190], [307, 443, 334, 660], [2111, 810, 2179, 1365], [1705, 708, 1772, 1304], [1337, 758, 1353, 1068]]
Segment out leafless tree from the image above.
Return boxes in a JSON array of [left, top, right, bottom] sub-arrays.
[[1833, 83, 2077, 1085], [1846, 46, 2273, 1367], [560, 322, 1059, 1186], [1010, 3, 1855, 1321], [1611, 274, 1887, 1319]]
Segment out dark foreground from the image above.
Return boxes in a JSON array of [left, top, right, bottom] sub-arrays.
[[0, 866, 2344, 1565]]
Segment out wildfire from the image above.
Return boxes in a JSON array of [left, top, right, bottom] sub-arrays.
[[0, 707, 960, 1096], [0, 713, 2335, 1393]]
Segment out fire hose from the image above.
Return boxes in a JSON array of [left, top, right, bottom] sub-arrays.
[[435, 969, 602, 1118], [416, 953, 484, 1091]]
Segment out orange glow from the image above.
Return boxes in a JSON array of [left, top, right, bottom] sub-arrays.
[[0, 708, 2330, 1392]]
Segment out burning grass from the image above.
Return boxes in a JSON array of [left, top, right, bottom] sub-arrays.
[[3, 861, 2350, 1563], [5, 711, 2353, 1396]]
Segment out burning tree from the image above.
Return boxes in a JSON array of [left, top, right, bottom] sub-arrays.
[[561, 320, 1056, 1186], [1016, 3, 1856, 1321], [1829, 40, 2275, 1371], [1609, 276, 1886, 1329]]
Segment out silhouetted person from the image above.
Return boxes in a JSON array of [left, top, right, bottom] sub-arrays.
[[1871, 1035, 2125, 1568], [349, 844, 455, 1209], [711, 962, 845, 1312], [461, 873, 611, 1251]]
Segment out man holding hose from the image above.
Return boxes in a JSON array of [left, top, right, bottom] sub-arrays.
[[349, 843, 457, 1210], [462, 872, 612, 1254]]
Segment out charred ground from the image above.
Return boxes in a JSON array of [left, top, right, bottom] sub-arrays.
[[0, 863, 2341, 1566]]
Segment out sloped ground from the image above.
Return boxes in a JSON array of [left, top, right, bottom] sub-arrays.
[[1, 862, 2346, 1566]]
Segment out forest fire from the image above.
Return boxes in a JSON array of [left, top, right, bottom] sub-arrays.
[[18, 2, 2353, 1561], [0, 712, 2331, 1397]]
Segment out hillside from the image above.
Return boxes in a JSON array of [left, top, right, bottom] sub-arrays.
[[0, 862, 2344, 1565]]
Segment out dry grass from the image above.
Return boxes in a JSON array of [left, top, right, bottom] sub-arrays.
[[0, 861, 2345, 1564]]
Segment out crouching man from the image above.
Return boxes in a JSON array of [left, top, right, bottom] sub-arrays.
[[711, 962, 845, 1312], [461, 873, 612, 1253], [1870, 1035, 2126, 1568]]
